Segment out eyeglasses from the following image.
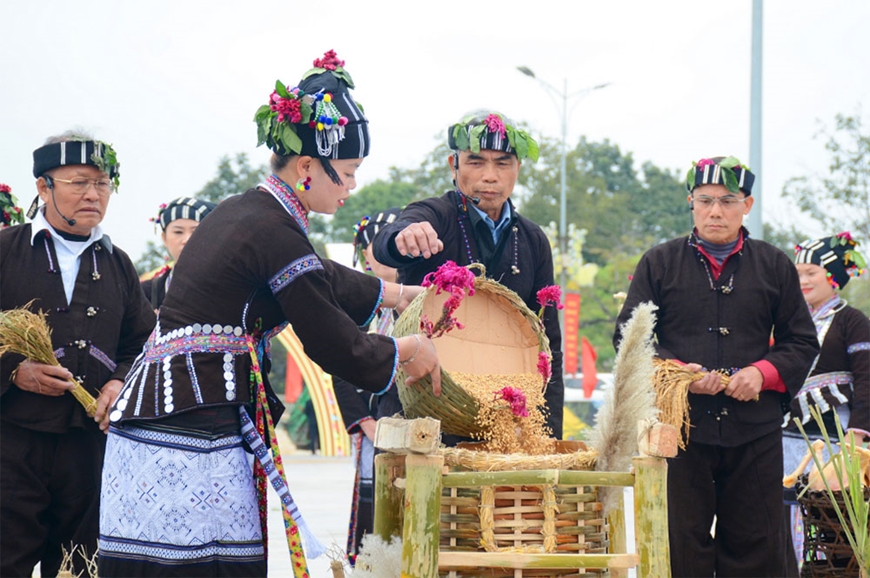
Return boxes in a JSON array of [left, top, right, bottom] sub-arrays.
[[51, 177, 115, 197], [693, 195, 746, 210]]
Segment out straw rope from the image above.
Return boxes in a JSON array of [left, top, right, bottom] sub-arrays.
[[0, 302, 98, 415], [652, 357, 732, 448], [440, 446, 598, 472]]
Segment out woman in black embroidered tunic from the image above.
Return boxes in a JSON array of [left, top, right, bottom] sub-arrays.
[[98, 52, 440, 578], [140, 196, 216, 310], [782, 233, 869, 568]]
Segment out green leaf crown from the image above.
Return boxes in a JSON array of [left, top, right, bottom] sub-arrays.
[[685, 156, 750, 194], [449, 112, 540, 162]]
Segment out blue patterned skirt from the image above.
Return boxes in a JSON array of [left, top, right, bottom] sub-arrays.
[[98, 423, 266, 577]]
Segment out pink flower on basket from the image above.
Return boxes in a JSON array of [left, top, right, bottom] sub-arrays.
[[537, 351, 552, 382], [496, 386, 529, 418], [696, 158, 715, 168], [484, 114, 507, 138], [536, 285, 564, 319], [422, 260, 476, 298], [420, 261, 475, 339]]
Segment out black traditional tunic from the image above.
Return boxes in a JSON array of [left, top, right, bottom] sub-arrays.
[[100, 182, 401, 576], [372, 190, 564, 438], [615, 229, 818, 577], [783, 298, 870, 437], [0, 220, 155, 577], [140, 265, 171, 310]]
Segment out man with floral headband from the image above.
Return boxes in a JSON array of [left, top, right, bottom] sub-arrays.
[[99, 51, 440, 577], [614, 156, 819, 577], [782, 232, 869, 569], [0, 132, 155, 577], [371, 110, 564, 439]]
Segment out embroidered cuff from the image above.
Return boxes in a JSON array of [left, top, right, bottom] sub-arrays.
[[360, 279, 385, 328], [377, 336, 399, 396]]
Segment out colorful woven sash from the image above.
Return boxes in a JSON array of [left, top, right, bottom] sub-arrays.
[[242, 334, 325, 578]]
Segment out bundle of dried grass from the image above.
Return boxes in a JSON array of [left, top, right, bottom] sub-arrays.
[[57, 544, 98, 578], [652, 358, 732, 449], [591, 301, 659, 513], [0, 303, 97, 415], [454, 371, 554, 455]]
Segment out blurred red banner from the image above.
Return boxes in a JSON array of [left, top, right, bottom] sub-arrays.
[[563, 292, 581, 374]]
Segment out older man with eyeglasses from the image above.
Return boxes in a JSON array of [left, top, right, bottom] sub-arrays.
[[0, 131, 154, 577], [613, 156, 818, 577]]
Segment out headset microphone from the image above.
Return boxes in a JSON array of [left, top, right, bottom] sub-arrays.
[[468, 195, 481, 205], [45, 176, 77, 227], [689, 200, 694, 211]]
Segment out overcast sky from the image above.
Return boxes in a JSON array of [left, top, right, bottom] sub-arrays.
[[2, 1, 867, 260]]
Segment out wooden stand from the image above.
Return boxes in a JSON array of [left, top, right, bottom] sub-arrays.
[[374, 418, 671, 578]]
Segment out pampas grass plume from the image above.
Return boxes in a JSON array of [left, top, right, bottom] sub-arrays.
[[591, 301, 659, 513]]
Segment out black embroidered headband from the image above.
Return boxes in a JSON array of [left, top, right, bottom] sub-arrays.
[[150, 197, 217, 231], [794, 232, 867, 289], [686, 156, 755, 195], [447, 110, 539, 162], [32, 139, 121, 188], [254, 50, 369, 160]]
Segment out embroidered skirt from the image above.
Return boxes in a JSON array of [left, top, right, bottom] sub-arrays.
[[98, 423, 266, 577]]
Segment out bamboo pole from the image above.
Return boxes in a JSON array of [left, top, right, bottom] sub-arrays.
[[632, 456, 671, 578], [373, 453, 406, 541], [442, 469, 635, 488], [402, 454, 443, 578], [608, 488, 629, 578], [437, 551, 639, 570]]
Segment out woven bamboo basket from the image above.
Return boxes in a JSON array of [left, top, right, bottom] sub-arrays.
[[438, 441, 608, 578], [797, 475, 870, 577], [393, 266, 550, 437]]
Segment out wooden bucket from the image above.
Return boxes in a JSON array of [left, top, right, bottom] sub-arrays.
[[392, 266, 550, 437]]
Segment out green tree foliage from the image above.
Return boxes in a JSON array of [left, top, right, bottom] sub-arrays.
[[773, 112, 870, 315], [134, 153, 268, 274], [328, 180, 422, 243], [781, 113, 870, 244], [197, 153, 268, 204], [518, 137, 690, 266], [576, 253, 641, 371]]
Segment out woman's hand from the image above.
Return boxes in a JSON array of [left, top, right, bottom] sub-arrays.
[[399, 334, 441, 396], [397, 285, 424, 312], [12, 360, 75, 396]]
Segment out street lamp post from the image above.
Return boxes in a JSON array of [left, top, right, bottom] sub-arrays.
[[517, 66, 610, 296]]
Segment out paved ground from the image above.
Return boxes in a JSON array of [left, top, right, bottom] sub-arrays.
[[267, 452, 357, 578], [36, 443, 638, 577]]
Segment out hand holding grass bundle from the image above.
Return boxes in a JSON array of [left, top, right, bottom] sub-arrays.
[[0, 304, 98, 416], [651, 358, 734, 448]]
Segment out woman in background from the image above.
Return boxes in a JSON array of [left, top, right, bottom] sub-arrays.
[[141, 196, 216, 309], [783, 232, 869, 568]]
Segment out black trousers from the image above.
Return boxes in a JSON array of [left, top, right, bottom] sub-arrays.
[[667, 428, 797, 578], [0, 421, 105, 578]]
